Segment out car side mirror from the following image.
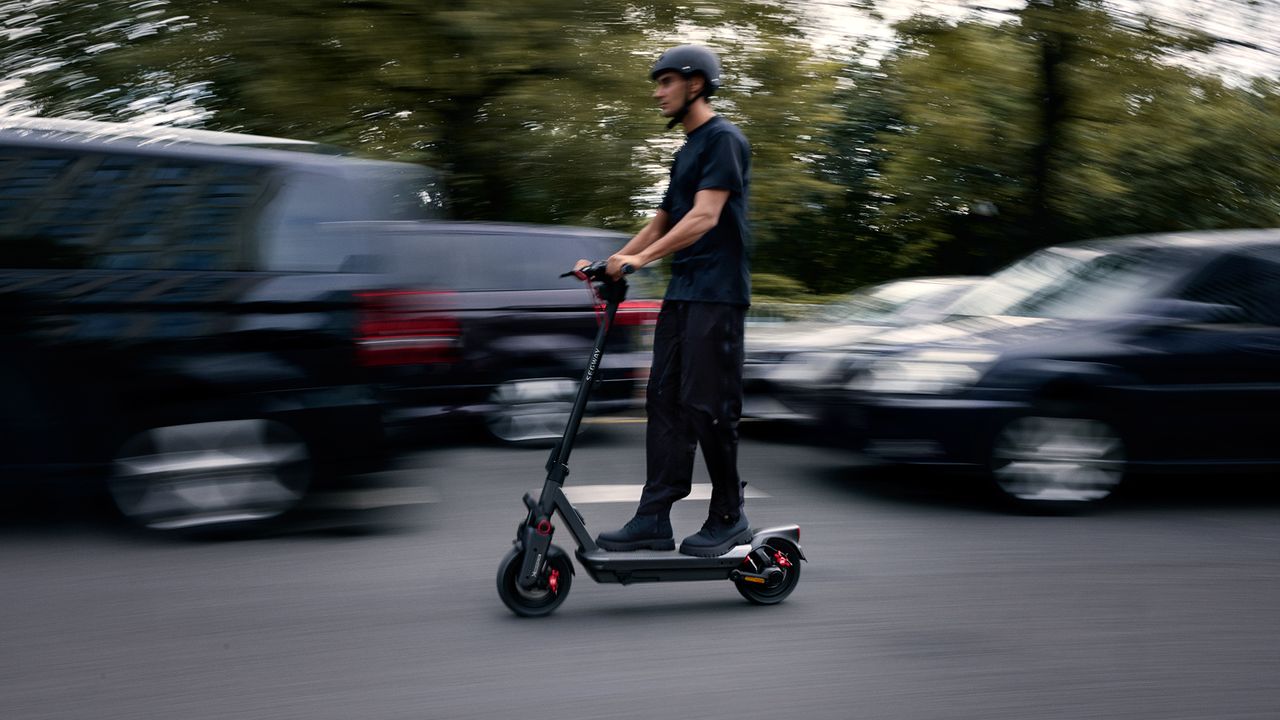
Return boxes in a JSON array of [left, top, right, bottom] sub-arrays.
[[1132, 298, 1248, 326]]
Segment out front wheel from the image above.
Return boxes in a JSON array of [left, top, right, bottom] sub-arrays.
[[735, 540, 801, 605], [497, 545, 573, 617]]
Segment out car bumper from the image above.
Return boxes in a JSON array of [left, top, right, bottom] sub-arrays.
[[742, 379, 825, 422], [858, 393, 1030, 466]]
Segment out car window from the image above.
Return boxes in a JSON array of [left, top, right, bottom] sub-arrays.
[[1180, 253, 1280, 325], [946, 246, 1184, 320], [820, 280, 971, 323], [347, 165, 441, 220], [258, 168, 442, 272], [256, 171, 361, 271], [393, 231, 632, 292], [0, 146, 265, 271]]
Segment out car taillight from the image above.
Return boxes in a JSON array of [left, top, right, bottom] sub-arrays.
[[604, 300, 662, 327], [356, 290, 460, 367]]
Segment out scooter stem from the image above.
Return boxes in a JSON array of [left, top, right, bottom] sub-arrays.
[[545, 276, 628, 485]]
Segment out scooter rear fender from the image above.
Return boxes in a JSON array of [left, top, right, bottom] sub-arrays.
[[750, 525, 807, 561]]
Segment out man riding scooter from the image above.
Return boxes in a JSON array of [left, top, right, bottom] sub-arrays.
[[581, 44, 754, 558]]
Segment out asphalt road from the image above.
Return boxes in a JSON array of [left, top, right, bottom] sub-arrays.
[[4, 421, 1280, 720]]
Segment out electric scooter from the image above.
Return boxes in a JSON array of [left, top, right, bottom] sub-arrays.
[[496, 261, 806, 617]]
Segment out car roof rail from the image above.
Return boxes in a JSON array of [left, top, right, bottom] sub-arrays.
[[0, 116, 327, 151]]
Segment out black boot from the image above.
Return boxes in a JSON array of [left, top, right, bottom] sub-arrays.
[[679, 513, 751, 557], [595, 514, 674, 551]]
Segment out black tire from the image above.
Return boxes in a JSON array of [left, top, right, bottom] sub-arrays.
[[497, 545, 573, 617], [108, 418, 312, 534], [735, 540, 801, 605], [989, 404, 1126, 513]]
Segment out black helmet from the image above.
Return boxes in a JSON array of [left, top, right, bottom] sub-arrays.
[[650, 45, 722, 97]]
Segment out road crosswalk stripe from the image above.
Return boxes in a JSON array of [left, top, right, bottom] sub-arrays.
[[564, 483, 769, 504]]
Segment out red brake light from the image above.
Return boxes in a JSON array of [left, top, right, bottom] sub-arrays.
[[605, 299, 662, 327], [356, 290, 460, 367]]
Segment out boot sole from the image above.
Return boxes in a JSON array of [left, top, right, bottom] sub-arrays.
[[596, 537, 676, 552], [678, 529, 753, 557]]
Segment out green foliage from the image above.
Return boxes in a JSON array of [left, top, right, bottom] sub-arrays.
[[750, 272, 810, 299], [823, 1, 1280, 283], [873, 17, 1042, 274]]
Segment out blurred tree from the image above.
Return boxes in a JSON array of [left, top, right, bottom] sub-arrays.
[[873, 17, 1042, 275], [0, 1, 205, 120], [843, 1, 1280, 281]]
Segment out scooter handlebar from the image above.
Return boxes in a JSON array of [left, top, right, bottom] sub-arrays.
[[561, 261, 635, 281]]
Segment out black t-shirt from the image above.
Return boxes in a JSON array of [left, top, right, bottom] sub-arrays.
[[659, 115, 751, 306]]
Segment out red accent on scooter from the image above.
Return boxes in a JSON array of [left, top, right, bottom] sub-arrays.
[[774, 550, 793, 568], [536, 519, 553, 536], [549, 568, 560, 594]]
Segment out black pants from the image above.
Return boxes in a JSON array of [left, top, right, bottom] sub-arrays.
[[636, 300, 747, 522]]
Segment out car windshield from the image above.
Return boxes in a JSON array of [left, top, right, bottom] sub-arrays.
[[819, 280, 970, 323], [945, 246, 1182, 319]]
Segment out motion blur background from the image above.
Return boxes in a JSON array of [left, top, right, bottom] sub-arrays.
[[4, 2, 1280, 719]]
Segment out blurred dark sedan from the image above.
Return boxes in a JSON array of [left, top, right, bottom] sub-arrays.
[[827, 230, 1280, 510], [743, 276, 981, 422]]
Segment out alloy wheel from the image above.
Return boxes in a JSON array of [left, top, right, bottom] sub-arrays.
[[992, 415, 1125, 505]]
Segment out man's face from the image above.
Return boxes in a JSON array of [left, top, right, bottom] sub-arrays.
[[652, 71, 701, 117]]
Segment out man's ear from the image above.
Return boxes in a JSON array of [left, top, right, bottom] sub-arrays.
[[687, 75, 705, 99]]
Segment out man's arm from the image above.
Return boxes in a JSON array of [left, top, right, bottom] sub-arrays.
[[617, 210, 671, 256], [607, 189, 728, 278], [575, 210, 670, 273]]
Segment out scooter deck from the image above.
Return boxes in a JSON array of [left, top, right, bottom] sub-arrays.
[[578, 545, 752, 566], [576, 545, 750, 584], [573, 525, 802, 585]]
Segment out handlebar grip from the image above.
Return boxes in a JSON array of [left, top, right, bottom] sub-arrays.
[[563, 260, 632, 280]]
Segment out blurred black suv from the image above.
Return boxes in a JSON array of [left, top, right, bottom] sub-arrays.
[[345, 220, 659, 444], [0, 117, 436, 531], [824, 230, 1280, 509]]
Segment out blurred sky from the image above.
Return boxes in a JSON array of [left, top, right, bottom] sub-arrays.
[[799, 0, 1280, 80]]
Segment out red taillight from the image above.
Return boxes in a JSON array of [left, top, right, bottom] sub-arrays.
[[356, 290, 460, 367], [600, 299, 662, 327]]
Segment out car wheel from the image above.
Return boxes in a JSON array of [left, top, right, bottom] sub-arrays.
[[109, 419, 311, 533], [991, 409, 1126, 510], [485, 378, 579, 446]]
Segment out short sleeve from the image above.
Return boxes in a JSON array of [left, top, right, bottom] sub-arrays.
[[697, 131, 745, 194]]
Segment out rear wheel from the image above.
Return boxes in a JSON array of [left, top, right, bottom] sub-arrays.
[[991, 409, 1125, 511], [735, 540, 802, 605], [108, 419, 311, 533], [497, 545, 573, 617]]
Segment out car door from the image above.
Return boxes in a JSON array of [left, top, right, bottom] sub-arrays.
[[1121, 251, 1280, 465]]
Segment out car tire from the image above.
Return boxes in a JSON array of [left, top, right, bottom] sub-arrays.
[[990, 404, 1126, 512], [108, 419, 312, 533], [484, 377, 580, 446]]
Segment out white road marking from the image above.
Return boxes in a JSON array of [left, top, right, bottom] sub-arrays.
[[564, 483, 770, 504]]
